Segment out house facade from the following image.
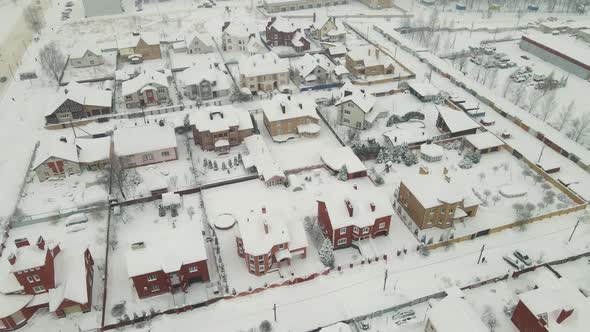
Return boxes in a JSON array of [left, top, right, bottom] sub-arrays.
[[310, 16, 346, 42], [186, 33, 214, 54], [121, 70, 169, 109], [262, 94, 320, 137], [118, 33, 161, 61], [238, 52, 289, 93], [180, 64, 232, 102], [263, 0, 349, 13], [265, 17, 310, 52], [317, 186, 393, 249], [33, 138, 81, 182], [436, 107, 480, 137], [344, 46, 395, 77], [221, 22, 265, 55], [69, 47, 104, 68], [113, 124, 178, 168], [335, 82, 377, 129], [291, 53, 334, 84], [397, 174, 480, 230], [235, 206, 307, 276], [190, 106, 254, 152], [45, 82, 112, 125]]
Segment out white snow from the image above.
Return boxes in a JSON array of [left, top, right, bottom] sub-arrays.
[[437, 106, 481, 133], [238, 52, 289, 78], [45, 81, 112, 117], [76, 136, 111, 163], [336, 82, 376, 114], [190, 105, 253, 133], [408, 81, 440, 98], [428, 295, 488, 332], [113, 123, 177, 157], [321, 146, 367, 174], [261, 94, 319, 123], [121, 70, 169, 97], [464, 131, 505, 151], [401, 174, 470, 209]]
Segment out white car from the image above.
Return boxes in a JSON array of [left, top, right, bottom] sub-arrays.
[[514, 250, 532, 266]]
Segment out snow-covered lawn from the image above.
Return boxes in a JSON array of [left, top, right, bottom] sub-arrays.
[[61, 51, 118, 84], [188, 143, 249, 184], [104, 195, 212, 325]]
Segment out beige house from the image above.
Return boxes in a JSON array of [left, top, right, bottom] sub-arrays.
[[238, 52, 289, 93], [310, 16, 346, 42], [121, 70, 169, 109], [113, 124, 178, 168], [262, 94, 320, 138], [185, 33, 214, 54], [344, 45, 395, 77], [221, 22, 266, 55], [335, 82, 378, 129], [357, 0, 394, 9], [118, 32, 161, 61], [397, 174, 480, 230], [69, 45, 104, 68]]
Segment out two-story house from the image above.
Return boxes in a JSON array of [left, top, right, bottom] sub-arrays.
[[235, 206, 307, 276], [291, 53, 335, 85], [190, 106, 254, 152], [335, 82, 378, 129], [69, 45, 104, 68], [265, 17, 310, 52], [118, 32, 161, 61], [185, 33, 214, 54], [126, 221, 209, 299], [121, 70, 169, 109], [179, 64, 232, 103], [44, 81, 112, 125], [397, 174, 480, 230], [262, 94, 320, 138], [310, 16, 346, 43], [113, 123, 178, 168], [344, 46, 395, 77], [238, 52, 289, 93], [317, 185, 393, 249], [221, 21, 266, 55]]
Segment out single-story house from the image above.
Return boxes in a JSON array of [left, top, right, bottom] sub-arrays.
[[463, 131, 504, 153], [320, 146, 367, 179], [436, 107, 480, 137], [113, 123, 178, 168]]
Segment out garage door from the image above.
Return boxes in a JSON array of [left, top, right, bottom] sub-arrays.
[[63, 305, 82, 316]]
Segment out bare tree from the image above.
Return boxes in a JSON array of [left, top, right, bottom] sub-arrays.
[[510, 83, 527, 106], [554, 100, 575, 131], [23, 4, 44, 35], [481, 305, 498, 332], [527, 90, 543, 114], [502, 77, 514, 97], [109, 151, 127, 199], [568, 114, 590, 143], [39, 42, 66, 84], [537, 91, 557, 121]]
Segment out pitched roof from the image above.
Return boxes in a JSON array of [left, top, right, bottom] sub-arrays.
[[320, 146, 366, 174], [185, 32, 213, 48], [428, 296, 488, 332], [261, 94, 319, 123], [76, 136, 111, 163], [267, 16, 298, 33], [437, 107, 480, 133], [32, 137, 79, 169], [121, 70, 169, 96], [223, 21, 259, 39], [45, 81, 112, 117], [401, 174, 467, 209], [346, 45, 395, 68], [464, 131, 504, 150], [49, 249, 90, 311], [190, 105, 254, 133], [335, 82, 376, 114], [293, 53, 334, 78], [180, 64, 232, 91], [70, 44, 102, 59], [118, 32, 160, 49], [238, 52, 289, 77], [408, 81, 440, 97], [243, 135, 285, 182], [113, 123, 177, 157]]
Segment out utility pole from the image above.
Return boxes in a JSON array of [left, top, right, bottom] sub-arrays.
[[568, 218, 581, 243], [273, 304, 277, 322], [477, 244, 485, 264], [537, 144, 545, 163], [383, 269, 388, 292]]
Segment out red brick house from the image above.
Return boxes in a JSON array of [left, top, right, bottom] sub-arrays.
[[235, 206, 307, 276], [317, 185, 393, 249], [126, 221, 209, 299], [190, 106, 254, 152], [511, 270, 589, 332], [265, 17, 310, 52]]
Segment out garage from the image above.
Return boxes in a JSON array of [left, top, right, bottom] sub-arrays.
[[62, 305, 82, 316]]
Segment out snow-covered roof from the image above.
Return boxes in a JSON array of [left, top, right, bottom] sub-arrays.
[[121, 70, 169, 96], [428, 296, 487, 332], [70, 44, 102, 59], [319, 184, 393, 229], [319, 322, 353, 332], [49, 249, 90, 312], [291, 31, 308, 47], [45, 81, 112, 117], [32, 137, 79, 169], [383, 127, 427, 146], [190, 105, 253, 133], [0, 293, 33, 318], [243, 135, 285, 182], [346, 45, 395, 68], [76, 136, 111, 163], [328, 45, 348, 56], [118, 32, 160, 49], [238, 52, 289, 77], [179, 64, 232, 91], [465, 131, 504, 150], [246, 35, 266, 54], [113, 124, 177, 157], [321, 146, 367, 174], [185, 32, 213, 48], [420, 143, 443, 158], [437, 107, 480, 133], [262, 94, 319, 123], [335, 82, 376, 114], [161, 192, 181, 207], [267, 16, 299, 33], [401, 174, 466, 209], [333, 65, 349, 76], [236, 207, 295, 256], [408, 81, 440, 97], [126, 220, 207, 277], [522, 33, 590, 69], [293, 53, 334, 79], [518, 271, 590, 332], [6, 240, 55, 273], [223, 21, 259, 39], [311, 16, 346, 34]]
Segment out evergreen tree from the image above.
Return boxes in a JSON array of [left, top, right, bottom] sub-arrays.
[[376, 148, 387, 164], [208, 160, 213, 169], [402, 150, 418, 166], [319, 238, 335, 268], [337, 165, 348, 181], [228, 159, 233, 168], [213, 160, 219, 170], [222, 162, 227, 170]]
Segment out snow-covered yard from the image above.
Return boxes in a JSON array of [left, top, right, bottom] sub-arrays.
[[61, 51, 118, 84]]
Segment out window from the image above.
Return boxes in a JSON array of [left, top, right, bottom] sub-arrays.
[[33, 286, 45, 293], [259, 265, 265, 272], [343, 118, 350, 123], [379, 223, 385, 230], [340, 228, 347, 235], [188, 266, 198, 273], [249, 263, 255, 272], [344, 110, 351, 114], [278, 243, 285, 249], [26, 276, 34, 283], [161, 151, 170, 157], [142, 154, 154, 162], [147, 274, 157, 282], [353, 226, 359, 234], [337, 238, 347, 245], [33, 275, 40, 282], [363, 227, 369, 234], [150, 285, 160, 292]]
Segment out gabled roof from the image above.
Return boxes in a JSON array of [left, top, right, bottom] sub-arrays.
[[293, 53, 333, 78], [464, 131, 504, 150], [335, 82, 376, 114], [267, 16, 298, 33], [45, 81, 112, 117], [113, 123, 177, 157], [32, 137, 79, 169], [118, 32, 160, 49], [346, 45, 395, 68], [238, 52, 289, 77], [401, 174, 469, 209], [437, 107, 480, 133], [428, 296, 488, 332], [49, 248, 91, 312], [121, 70, 169, 96], [76, 136, 111, 163], [70, 44, 102, 59], [321, 146, 366, 174], [261, 94, 319, 123], [243, 135, 285, 182], [190, 105, 253, 133], [291, 31, 309, 48], [185, 32, 213, 48], [180, 64, 232, 91], [223, 21, 259, 39], [408, 81, 440, 97]]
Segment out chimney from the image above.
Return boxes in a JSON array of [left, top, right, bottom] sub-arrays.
[[368, 48, 371, 56], [287, 95, 291, 101], [51, 244, 61, 257], [353, 184, 357, 190], [8, 253, 16, 265], [263, 221, 269, 234], [36, 236, 45, 250], [376, 49, 380, 59], [209, 113, 213, 120], [222, 21, 230, 32], [64, 89, 69, 95], [15, 238, 29, 248], [345, 200, 353, 217], [280, 103, 286, 114], [556, 308, 574, 324], [298, 103, 302, 109], [344, 90, 352, 97], [59, 136, 67, 143], [261, 206, 266, 214], [370, 202, 376, 212]]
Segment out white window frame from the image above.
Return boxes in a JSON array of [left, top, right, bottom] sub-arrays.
[[379, 223, 385, 230], [188, 266, 198, 273], [339, 227, 347, 235], [26, 276, 34, 283], [353, 226, 359, 234], [32, 285, 45, 293], [337, 238, 347, 245], [150, 285, 160, 292], [147, 274, 157, 282], [33, 274, 41, 282], [363, 227, 370, 234]]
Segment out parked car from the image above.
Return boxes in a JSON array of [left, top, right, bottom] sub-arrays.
[[66, 1, 74, 7], [514, 250, 532, 266], [0, 76, 7, 83], [533, 74, 545, 82], [521, 55, 530, 60], [513, 76, 526, 83], [503, 255, 522, 269]]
